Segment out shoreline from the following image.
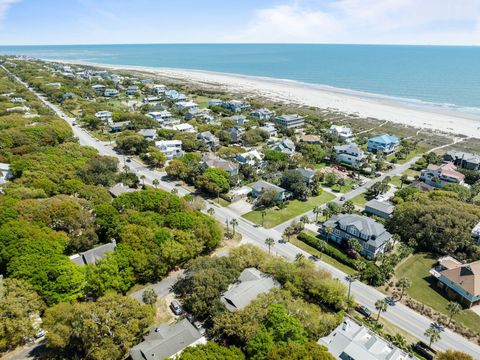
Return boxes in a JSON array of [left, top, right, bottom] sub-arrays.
[[57, 59, 480, 138]]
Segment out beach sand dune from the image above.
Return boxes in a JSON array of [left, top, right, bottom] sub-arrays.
[[65, 61, 480, 138]]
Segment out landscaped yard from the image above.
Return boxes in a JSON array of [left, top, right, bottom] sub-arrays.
[[291, 237, 357, 275], [351, 193, 369, 207], [396, 253, 480, 333], [242, 191, 336, 228]]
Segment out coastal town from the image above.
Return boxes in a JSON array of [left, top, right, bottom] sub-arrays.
[[1, 57, 480, 360]]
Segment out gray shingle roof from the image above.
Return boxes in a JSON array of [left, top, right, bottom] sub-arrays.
[[364, 200, 394, 215], [70, 242, 116, 266], [251, 180, 285, 193], [221, 268, 280, 312], [130, 319, 203, 360]]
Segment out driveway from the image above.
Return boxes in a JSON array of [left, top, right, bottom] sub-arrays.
[[227, 199, 253, 216]]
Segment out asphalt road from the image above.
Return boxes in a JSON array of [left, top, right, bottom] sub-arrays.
[[7, 66, 480, 358]]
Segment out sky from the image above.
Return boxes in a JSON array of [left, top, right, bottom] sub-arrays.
[[0, 0, 479, 46]]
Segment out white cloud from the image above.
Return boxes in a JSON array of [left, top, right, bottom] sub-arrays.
[[0, 0, 20, 23], [228, 0, 480, 45]]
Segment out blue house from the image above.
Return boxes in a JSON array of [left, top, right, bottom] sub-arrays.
[[367, 134, 400, 154]]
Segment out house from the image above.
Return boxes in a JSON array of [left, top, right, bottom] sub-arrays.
[[250, 108, 275, 121], [221, 268, 280, 312], [367, 134, 400, 154], [130, 319, 206, 360], [167, 123, 196, 133], [321, 214, 393, 259], [153, 84, 167, 94], [61, 92, 73, 101], [138, 129, 158, 141], [419, 162, 465, 188], [329, 125, 353, 141], [155, 140, 184, 160], [472, 222, 480, 244], [334, 143, 365, 167], [273, 114, 305, 129], [208, 99, 223, 108], [104, 89, 119, 97], [230, 115, 247, 125], [175, 101, 198, 112], [143, 96, 162, 103], [148, 111, 172, 121], [197, 131, 220, 149], [91, 84, 106, 93], [165, 89, 187, 101], [222, 100, 250, 113], [126, 85, 139, 95], [11, 97, 26, 103], [225, 127, 245, 143], [108, 183, 138, 198], [109, 121, 130, 133], [271, 138, 295, 155], [140, 79, 153, 85], [319, 318, 418, 360], [259, 123, 277, 137], [236, 149, 264, 167], [46, 82, 62, 88], [251, 180, 286, 202], [296, 168, 316, 184], [70, 241, 116, 266], [184, 107, 205, 121], [160, 117, 181, 128], [299, 134, 322, 144], [95, 110, 113, 124], [364, 199, 394, 219], [444, 150, 480, 171], [201, 153, 239, 176], [0, 163, 12, 185], [430, 256, 480, 308]]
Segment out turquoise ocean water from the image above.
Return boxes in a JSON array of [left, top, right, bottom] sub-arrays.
[[1, 44, 479, 112]]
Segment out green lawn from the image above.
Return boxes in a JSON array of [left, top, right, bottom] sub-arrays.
[[314, 163, 328, 169], [351, 193, 369, 207], [396, 253, 480, 333], [291, 237, 357, 275], [193, 95, 211, 108], [390, 176, 403, 188], [402, 169, 420, 178], [242, 191, 335, 228]]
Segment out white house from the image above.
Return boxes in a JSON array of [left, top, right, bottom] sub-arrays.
[[330, 125, 353, 141], [148, 111, 172, 121], [334, 143, 365, 167], [0, 163, 12, 185], [175, 101, 198, 111], [104, 89, 119, 97], [95, 111, 113, 124], [155, 140, 184, 160], [167, 123, 196, 133], [250, 108, 275, 121]]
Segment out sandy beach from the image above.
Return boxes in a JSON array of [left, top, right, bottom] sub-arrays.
[[63, 60, 480, 138]]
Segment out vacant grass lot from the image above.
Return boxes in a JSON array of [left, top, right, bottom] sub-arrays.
[[396, 253, 480, 333], [351, 193, 369, 207], [402, 168, 421, 178], [242, 191, 335, 228]]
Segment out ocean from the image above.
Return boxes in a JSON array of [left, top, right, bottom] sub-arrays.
[[1, 44, 479, 112]]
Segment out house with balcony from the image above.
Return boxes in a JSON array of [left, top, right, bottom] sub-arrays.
[[222, 100, 250, 113], [329, 125, 353, 141], [334, 143, 365, 167], [271, 138, 295, 155], [103, 88, 119, 97], [273, 114, 305, 129], [444, 150, 480, 171], [155, 140, 184, 160], [236, 149, 264, 168], [201, 153, 239, 177], [430, 256, 480, 308], [320, 214, 393, 259], [251, 180, 286, 202], [419, 162, 465, 188], [95, 110, 113, 124], [197, 131, 220, 149], [367, 134, 400, 154], [126, 86, 139, 96], [250, 108, 275, 121], [259, 123, 277, 138]]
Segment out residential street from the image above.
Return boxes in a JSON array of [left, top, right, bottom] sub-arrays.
[[7, 66, 480, 358]]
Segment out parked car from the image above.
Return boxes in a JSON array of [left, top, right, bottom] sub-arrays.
[[126, 157, 132, 163], [169, 300, 184, 315], [35, 329, 46, 339], [412, 342, 437, 360], [374, 172, 382, 177], [355, 304, 372, 318], [340, 196, 346, 201]]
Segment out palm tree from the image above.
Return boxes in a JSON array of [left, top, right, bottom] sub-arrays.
[[295, 253, 305, 262], [375, 299, 388, 322], [355, 260, 367, 276], [265, 237, 275, 254], [446, 301, 462, 325], [261, 209, 267, 227], [396, 277, 412, 300], [140, 174, 146, 186], [171, 188, 178, 195], [313, 206, 321, 222], [424, 327, 441, 347], [230, 218, 238, 236], [324, 226, 334, 243], [152, 179, 159, 188], [283, 226, 294, 242], [400, 175, 408, 188], [300, 215, 309, 224], [390, 334, 408, 351], [207, 208, 215, 216]]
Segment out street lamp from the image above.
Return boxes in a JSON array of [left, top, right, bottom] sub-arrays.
[[346, 275, 356, 300]]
